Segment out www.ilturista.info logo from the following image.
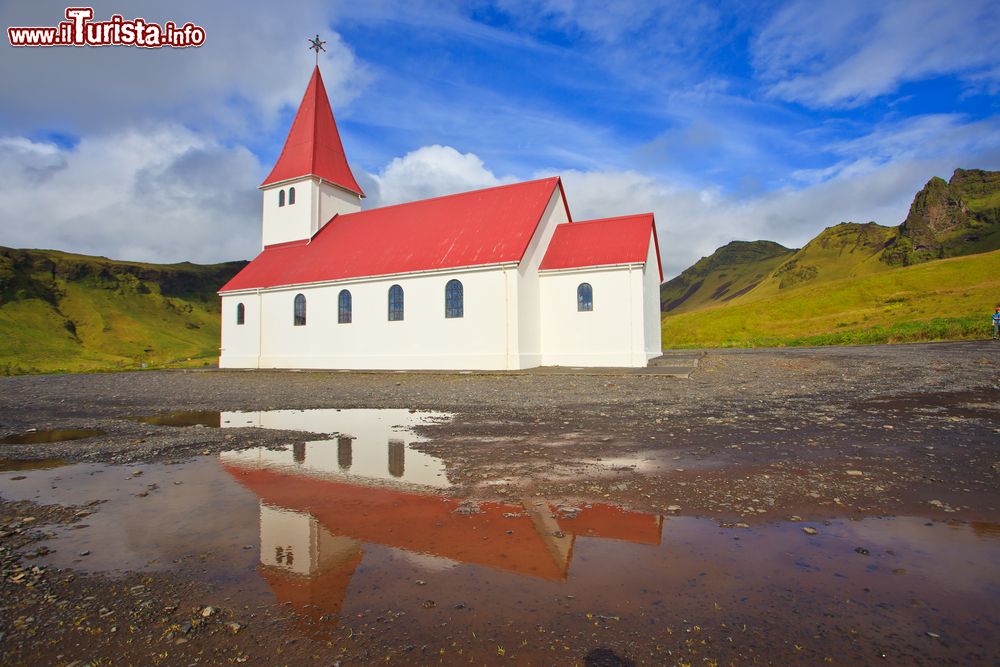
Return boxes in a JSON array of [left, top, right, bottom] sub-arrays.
[[7, 7, 205, 48]]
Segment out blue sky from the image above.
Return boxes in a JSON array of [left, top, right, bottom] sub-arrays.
[[1, 0, 998, 276]]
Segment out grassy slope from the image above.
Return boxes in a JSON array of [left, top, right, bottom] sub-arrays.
[[660, 241, 795, 314], [0, 247, 245, 374], [662, 248, 1000, 348], [744, 222, 897, 300]]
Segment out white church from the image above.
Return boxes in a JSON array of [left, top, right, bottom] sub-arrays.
[[219, 66, 663, 370]]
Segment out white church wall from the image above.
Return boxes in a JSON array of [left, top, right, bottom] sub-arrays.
[[538, 265, 648, 367], [642, 234, 664, 357], [317, 180, 363, 229], [245, 265, 513, 370], [261, 177, 361, 248], [220, 293, 261, 368], [515, 187, 570, 368]]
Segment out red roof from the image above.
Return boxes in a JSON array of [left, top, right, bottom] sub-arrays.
[[220, 177, 568, 292], [539, 213, 663, 281], [260, 66, 364, 196]]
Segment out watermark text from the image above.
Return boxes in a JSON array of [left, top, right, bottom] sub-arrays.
[[8, 7, 205, 48]]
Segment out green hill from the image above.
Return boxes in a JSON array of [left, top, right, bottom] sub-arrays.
[[660, 240, 795, 313], [0, 247, 245, 374], [661, 168, 1000, 348], [663, 249, 1000, 347]]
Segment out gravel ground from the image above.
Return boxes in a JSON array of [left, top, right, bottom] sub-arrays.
[[1, 341, 998, 665]]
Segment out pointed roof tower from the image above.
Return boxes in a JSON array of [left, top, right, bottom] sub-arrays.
[[260, 66, 365, 197]]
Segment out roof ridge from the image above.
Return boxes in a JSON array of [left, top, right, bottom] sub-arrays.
[[338, 176, 561, 218], [568, 213, 654, 227]]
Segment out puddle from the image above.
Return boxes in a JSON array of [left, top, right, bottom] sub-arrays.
[[2, 409, 999, 662], [220, 409, 451, 488], [127, 411, 221, 427], [129, 408, 452, 488], [0, 428, 105, 444], [588, 450, 726, 473], [0, 457, 68, 471]]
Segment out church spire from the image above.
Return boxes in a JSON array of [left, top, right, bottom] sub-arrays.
[[260, 66, 365, 197]]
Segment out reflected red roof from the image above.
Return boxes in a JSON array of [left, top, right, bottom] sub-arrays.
[[220, 177, 567, 292], [539, 213, 663, 281], [223, 463, 661, 582], [260, 66, 364, 196]]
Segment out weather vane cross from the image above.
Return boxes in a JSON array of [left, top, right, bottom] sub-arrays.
[[308, 34, 326, 66]]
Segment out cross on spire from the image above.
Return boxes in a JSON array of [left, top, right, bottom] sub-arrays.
[[308, 34, 326, 66]]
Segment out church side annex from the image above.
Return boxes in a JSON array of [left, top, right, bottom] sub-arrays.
[[218, 66, 663, 370]]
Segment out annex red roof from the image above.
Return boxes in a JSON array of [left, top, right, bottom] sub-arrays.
[[220, 177, 568, 292], [539, 213, 663, 281], [260, 66, 364, 196]]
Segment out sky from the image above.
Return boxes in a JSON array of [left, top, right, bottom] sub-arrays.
[[1, 0, 998, 278]]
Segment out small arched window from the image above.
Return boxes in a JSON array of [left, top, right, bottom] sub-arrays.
[[236, 302, 245, 325], [388, 440, 405, 478], [338, 289, 352, 324], [577, 283, 593, 312], [445, 279, 463, 318], [388, 284, 404, 321], [278, 189, 285, 207], [293, 293, 306, 326], [288, 186, 296, 205]]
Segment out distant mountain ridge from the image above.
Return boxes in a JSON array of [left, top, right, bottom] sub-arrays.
[[0, 247, 246, 374], [662, 168, 1000, 315]]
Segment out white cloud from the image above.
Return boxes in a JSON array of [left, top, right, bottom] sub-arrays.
[[366, 145, 512, 207], [3, 105, 998, 278], [0, 128, 260, 263], [560, 111, 1000, 278], [753, 0, 1000, 108], [0, 0, 369, 136]]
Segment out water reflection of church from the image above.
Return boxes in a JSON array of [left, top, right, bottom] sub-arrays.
[[218, 409, 663, 623]]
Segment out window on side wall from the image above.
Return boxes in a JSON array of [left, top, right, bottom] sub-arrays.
[[445, 279, 463, 318], [577, 282, 593, 312], [388, 285, 404, 321], [293, 293, 306, 326], [338, 289, 352, 324], [288, 186, 296, 205], [278, 189, 285, 207], [236, 302, 245, 325]]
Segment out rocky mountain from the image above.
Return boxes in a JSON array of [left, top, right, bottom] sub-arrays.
[[0, 247, 246, 374], [881, 168, 1000, 265]]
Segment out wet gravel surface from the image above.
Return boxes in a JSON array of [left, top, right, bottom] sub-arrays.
[[1, 341, 998, 665]]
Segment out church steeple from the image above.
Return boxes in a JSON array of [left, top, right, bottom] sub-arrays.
[[261, 66, 364, 197], [258, 66, 364, 248]]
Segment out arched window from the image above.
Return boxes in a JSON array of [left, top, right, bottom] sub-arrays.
[[293, 293, 306, 326], [388, 440, 405, 478], [577, 283, 593, 312], [338, 289, 352, 324], [388, 284, 404, 321], [236, 302, 245, 325], [445, 279, 463, 318], [337, 436, 352, 470], [288, 186, 296, 205], [278, 189, 285, 207]]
